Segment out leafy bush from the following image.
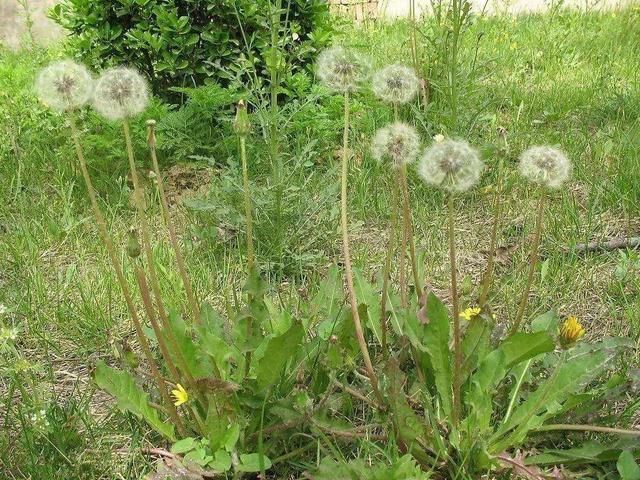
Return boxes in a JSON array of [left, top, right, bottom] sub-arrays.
[[51, 0, 332, 100]]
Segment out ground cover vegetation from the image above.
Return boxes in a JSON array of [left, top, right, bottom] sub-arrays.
[[1, 1, 640, 479]]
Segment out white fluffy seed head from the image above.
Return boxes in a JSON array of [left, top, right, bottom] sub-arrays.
[[418, 139, 484, 193], [92, 67, 149, 120], [316, 46, 372, 93], [372, 122, 421, 169], [518, 145, 571, 189], [35, 60, 93, 112], [372, 64, 420, 104]]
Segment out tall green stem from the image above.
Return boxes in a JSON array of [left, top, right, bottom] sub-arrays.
[[240, 135, 255, 274], [397, 174, 408, 308], [511, 194, 546, 334], [478, 169, 504, 309], [146, 121, 200, 323], [68, 115, 185, 435], [380, 178, 399, 352], [448, 194, 461, 426], [399, 165, 422, 296], [340, 91, 382, 405]]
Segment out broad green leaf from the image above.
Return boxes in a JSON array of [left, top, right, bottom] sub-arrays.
[[499, 331, 555, 368], [526, 442, 629, 466], [353, 268, 382, 345], [530, 310, 559, 333], [422, 293, 452, 418], [94, 362, 175, 441], [618, 451, 640, 480], [209, 450, 232, 472], [167, 310, 214, 379], [490, 344, 614, 453], [255, 323, 304, 390], [171, 437, 197, 454], [463, 349, 506, 435], [237, 453, 272, 472], [222, 423, 240, 452], [461, 314, 492, 380]]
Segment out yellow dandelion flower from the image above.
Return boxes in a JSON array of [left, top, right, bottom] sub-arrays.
[[559, 316, 585, 349], [460, 307, 481, 321], [171, 383, 189, 406]]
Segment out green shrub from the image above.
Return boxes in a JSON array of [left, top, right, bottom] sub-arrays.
[[51, 0, 332, 101]]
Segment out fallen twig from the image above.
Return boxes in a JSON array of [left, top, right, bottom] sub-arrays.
[[571, 236, 640, 254]]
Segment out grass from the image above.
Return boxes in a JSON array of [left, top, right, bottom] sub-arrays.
[[1, 5, 639, 478]]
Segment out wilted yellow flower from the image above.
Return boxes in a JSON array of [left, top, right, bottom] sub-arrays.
[[460, 307, 481, 321], [171, 384, 189, 406], [559, 316, 585, 348]]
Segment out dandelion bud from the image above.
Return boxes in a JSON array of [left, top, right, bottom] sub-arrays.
[[233, 99, 251, 137], [558, 315, 585, 349], [371, 122, 420, 169], [316, 46, 371, 93], [126, 227, 141, 259], [372, 64, 420, 104], [518, 146, 571, 189], [93, 67, 149, 120], [418, 139, 484, 193], [35, 60, 93, 112]]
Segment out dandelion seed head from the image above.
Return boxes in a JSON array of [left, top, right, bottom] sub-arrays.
[[372, 64, 420, 104], [418, 139, 484, 192], [35, 60, 93, 112], [93, 67, 149, 120], [316, 46, 371, 93], [372, 122, 420, 168], [519, 145, 571, 189]]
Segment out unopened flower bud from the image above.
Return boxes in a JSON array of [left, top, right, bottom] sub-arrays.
[[126, 227, 141, 259], [233, 100, 251, 137]]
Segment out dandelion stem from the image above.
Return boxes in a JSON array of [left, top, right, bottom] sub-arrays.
[[123, 120, 205, 409], [397, 174, 408, 308], [340, 91, 383, 406], [239, 134, 256, 274], [146, 121, 201, 324], [448, 193, 461, 426], [380, 177, 399, 352], [479, 161, 504, 309], [400, 165, 422, 297], [68, 114, 186, 436], [511, 194, 546, 334]]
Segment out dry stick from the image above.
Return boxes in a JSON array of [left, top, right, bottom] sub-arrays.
[[146, 121, 201, 323], [573, 236, 640, 254], [68, 115, 186, 436], [123, 120, 203, 408], [533, 424, 640, 436], [399, 165, 422, 296], [448, 194, 461, 426], [511, 194, 546, 335], [380, 180, 399, 353], [340, 91, 383, 406]]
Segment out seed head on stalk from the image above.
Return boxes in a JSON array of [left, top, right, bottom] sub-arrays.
[[519, 145, 571, 189], [372, 64, 420, 105], [93, 67, 149, 120], [35, 60, 93, 112], [317, 46, 372, 93], [418, 139, 484, 192], [372, 122, 421, 169]]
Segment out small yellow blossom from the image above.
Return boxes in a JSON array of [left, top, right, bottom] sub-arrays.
[[171, 383, 189, 406], [559, 316, 585, 348], [434, 134, 445, 143], [460, 307, 481, 321]]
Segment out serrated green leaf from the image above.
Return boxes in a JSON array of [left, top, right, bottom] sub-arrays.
[[499, 331, 555, 368], [237, 453, 272, 472], [94, 362, 175, 441], [422, 293, 452, 418], [618, 451, 640, 480], [171, 437, 197, 454], [255, 323, 304, 390]]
